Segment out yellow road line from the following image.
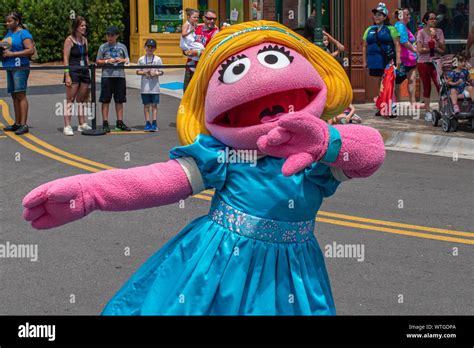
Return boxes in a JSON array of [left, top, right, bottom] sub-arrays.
[[194, 194, 212, 201], [0, 122, 102, 173], [195, 190, 474, 239], [0, 135, 7, 138], [317, 211, 474, 238], [0, 100, 113, 171], [1, 100, 472, 245], [316, 217, 474, 245]]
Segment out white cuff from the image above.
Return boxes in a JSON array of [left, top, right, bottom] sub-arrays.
[[175, 157, 205, 194], [331, 167, 351, 182]]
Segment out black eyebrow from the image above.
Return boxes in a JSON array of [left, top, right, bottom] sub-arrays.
[[257, 44, 294, 63]]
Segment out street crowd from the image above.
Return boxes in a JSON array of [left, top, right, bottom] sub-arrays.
[[1, 4, 474, 136]]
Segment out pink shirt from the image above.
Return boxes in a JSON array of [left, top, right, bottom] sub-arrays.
[[416, 28, 445, 63]]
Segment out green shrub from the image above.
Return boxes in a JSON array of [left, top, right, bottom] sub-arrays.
[[0, 0, 124, 63]]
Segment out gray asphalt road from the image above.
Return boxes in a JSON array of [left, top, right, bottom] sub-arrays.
[[0, 87, 472, 315]]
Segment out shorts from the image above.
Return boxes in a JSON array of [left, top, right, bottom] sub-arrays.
[[141, 94, 160, 105], [64, 68, 91, 85], [369, 69, 384, 77], [99, 77, 126, 103], [395, 65, 416, 84], [450, 86, 469, 96], [6, 69, 30, 94]]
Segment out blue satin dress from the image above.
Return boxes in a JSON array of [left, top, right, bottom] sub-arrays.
[[102, 134, 341, 315]]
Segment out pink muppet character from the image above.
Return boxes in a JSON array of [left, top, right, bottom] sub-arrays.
[[22, 21, 385, 315]]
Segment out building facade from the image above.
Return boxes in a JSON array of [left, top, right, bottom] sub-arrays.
[[130, 0, 472, 102]]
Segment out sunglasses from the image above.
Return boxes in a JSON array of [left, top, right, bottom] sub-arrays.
[[205, 16, 217, 21], [429, 17, 437, 20]]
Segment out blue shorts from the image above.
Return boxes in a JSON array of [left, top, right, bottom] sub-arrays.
[[6, 69, 30, 94], [141, 94, 160, 105]]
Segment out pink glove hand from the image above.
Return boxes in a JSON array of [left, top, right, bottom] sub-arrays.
[[22, 160, 193, 230], [22, 176, 89, 230], [257, 112, 329, 176]]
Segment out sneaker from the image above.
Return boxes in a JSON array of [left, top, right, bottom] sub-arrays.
[[63, 125, 74, 136], [4, 123, 21, 132], [102, 121, 110, 133], [78, 123, 92, 132], [144, 122, 152, 132], [115, 121, 131, 132], [453, 105, 460, 114], [424, 111, 433, 122], [15, 125, 29, 136], [151, 121, 158, 132]]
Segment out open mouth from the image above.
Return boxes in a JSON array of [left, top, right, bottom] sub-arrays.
[[212, 88, 320, 127]]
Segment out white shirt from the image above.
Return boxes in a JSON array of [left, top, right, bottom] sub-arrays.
[[138, 55, 162, 94]]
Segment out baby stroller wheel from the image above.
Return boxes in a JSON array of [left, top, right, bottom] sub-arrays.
[[441, 117, 457, 132], [432, 110, 441, 127]]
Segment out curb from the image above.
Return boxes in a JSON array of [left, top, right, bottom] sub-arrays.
[[379, 130, 474, 160]]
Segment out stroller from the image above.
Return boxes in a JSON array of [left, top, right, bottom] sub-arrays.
[[431, 55, 474, 132]]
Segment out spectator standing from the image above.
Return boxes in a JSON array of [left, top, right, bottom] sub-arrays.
[[96, 26, 131, 133], [183, 9, 219, 92], [1, 12, 35, 135], [394, 8, 418, 108], [137, 39, 163, 132], [416, 12, 445, 121], [362, 3, 401, 115], [62, 16, 92, 136]]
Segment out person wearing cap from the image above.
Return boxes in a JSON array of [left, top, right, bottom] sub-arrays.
[[137, 39, 163, 132], [362, 2, 401, 115], [96, 25, 131, 132]]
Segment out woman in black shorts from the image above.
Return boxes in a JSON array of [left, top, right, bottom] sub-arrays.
[[62, 16, 91, 136]]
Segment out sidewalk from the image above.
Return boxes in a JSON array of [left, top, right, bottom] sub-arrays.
[[355, 103, 474, 159]]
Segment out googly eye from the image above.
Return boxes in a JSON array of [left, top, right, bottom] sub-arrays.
[[218, 55, 251, 84], [257, 45, 294, 69]]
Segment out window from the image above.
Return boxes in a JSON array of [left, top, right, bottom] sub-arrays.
[[151, 0, 183, 33], [428, 0, 470, 53]]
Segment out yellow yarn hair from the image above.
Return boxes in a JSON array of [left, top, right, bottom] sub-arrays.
[[177, 20, 352, 146]]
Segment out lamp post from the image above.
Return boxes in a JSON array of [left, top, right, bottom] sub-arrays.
[[313, 1, 325, 49]]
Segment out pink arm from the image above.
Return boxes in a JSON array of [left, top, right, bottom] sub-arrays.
[[23, 160, 193, 229], [330, 125, 386, 178]]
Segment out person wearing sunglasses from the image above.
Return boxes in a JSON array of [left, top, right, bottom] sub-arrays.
[[183, 10, 219, 92], [416, 11, 445, 122]]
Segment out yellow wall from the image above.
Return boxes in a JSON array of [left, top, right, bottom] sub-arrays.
[[130, 0, 219, 64]]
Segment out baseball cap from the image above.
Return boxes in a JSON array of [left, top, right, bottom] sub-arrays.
[[372, 2, 388, 17], [145, 39, 157, 48], [106, 26, 120, 35]]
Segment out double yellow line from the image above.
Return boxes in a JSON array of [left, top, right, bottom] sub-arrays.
[[2, 99, 473, 245], [195, 191, 474, 245]]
